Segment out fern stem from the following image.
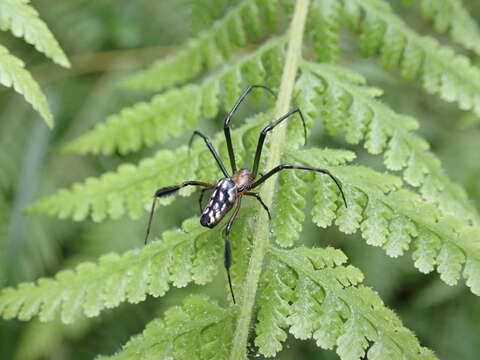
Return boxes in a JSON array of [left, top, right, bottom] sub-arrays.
[[229, 0, 310, 358]]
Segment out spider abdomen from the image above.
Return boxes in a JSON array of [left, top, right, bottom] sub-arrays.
[[200, 178, 237, 228]]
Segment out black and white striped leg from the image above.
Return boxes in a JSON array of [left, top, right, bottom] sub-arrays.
[[244, 192, 271, 220], [145, 181, 213, 244], [223, 197, 243, 304]]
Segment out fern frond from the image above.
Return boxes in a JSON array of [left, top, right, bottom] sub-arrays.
[[299, 62, 479, 225], [98, 295, 233, 360], [30, 147, 194, 221], [0, 217, 225, 323], [306, 0, 342, 62], [29, 113, 270, 221], [0, 0, 69, 67], [123, 0, 282, 92], [405, 0, 480, 56], [0, 44, 53, 128], [63, 36, 286, 155], [63, 85, 202, 155], [189, 0, 236, 35], [273, 148, 356, 247], [255, 246, 437, 359], [308, 0, 480, 117], [289, 148, 480, 295]]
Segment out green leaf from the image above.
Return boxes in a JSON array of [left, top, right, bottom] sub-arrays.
[[306, 0, 480, 118], [273, 168, 310, 247], [359, 13, 386, 58], [405, 0, 480, 56], [308, 0, 341, 62], [360, 198, 392, 247], [336, 314, 371, 360], [384, 215, 416, 257], [412, 230, 441, 274], [0, 218, 225, 323], [335, 187, 364, 234], [0, 0, 69, 67], [436, 242, 465, 286], [254, 261, 295, 356], [301, 62, 479, 225], [64, 36, 287, 155], [348, 0, 480, 117], [290, 149, 480, 295], [273, 148, 355, 247], [0, 44, 53, 128], [463, 257, 480, 296], [98, 295, 233, 360], [123, 0, 282, 91], [258, 246, 437, 359], [64, 85, 202, 155]]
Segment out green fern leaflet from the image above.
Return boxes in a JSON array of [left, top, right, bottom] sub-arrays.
[[0, 0, 69, 127]]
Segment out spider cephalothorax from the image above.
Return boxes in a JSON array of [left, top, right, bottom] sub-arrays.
[[144, 85, 347, 303]]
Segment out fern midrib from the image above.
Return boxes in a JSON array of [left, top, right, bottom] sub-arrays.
[[229, 1, 310, 359], [354, 0, 480, 88]]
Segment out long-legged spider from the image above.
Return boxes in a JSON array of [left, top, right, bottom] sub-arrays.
[[145, 85, 347, 303]]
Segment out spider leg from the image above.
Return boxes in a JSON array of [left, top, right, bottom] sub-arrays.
[[224, 85, 276, 173], [145, 181, 214, 244], [223, 196, 243, 304], [251, 108, 307, 178], [244, 192, 271, 220], [249, 164, 347, 208], [188, 131, 229, 177]]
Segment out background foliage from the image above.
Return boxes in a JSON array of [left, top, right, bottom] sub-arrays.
[[0, 0, 479, 359]]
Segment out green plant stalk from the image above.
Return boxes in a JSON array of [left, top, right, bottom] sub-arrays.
[[229, 0, 309, 358]]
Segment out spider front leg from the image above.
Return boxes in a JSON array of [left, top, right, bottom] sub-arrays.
[[251, 108, 307, 178], [145, 181, 214, 244], [249, 164, 347, 208], [223, 196, 243, 304], [224, 85, 276, 173]]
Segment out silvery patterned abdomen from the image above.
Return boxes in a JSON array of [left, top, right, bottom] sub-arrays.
[[200, 178, 237, 228]]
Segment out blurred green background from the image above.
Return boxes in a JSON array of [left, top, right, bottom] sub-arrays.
[[0, 1, 479, 359]]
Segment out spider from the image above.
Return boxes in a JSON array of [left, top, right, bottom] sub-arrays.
[[144, 85, 347, 304]]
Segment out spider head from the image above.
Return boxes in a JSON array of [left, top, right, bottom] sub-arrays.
[[232, 168, 253, 191]]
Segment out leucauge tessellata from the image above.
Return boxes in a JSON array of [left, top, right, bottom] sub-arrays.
[[144, 85, 347, 304]]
